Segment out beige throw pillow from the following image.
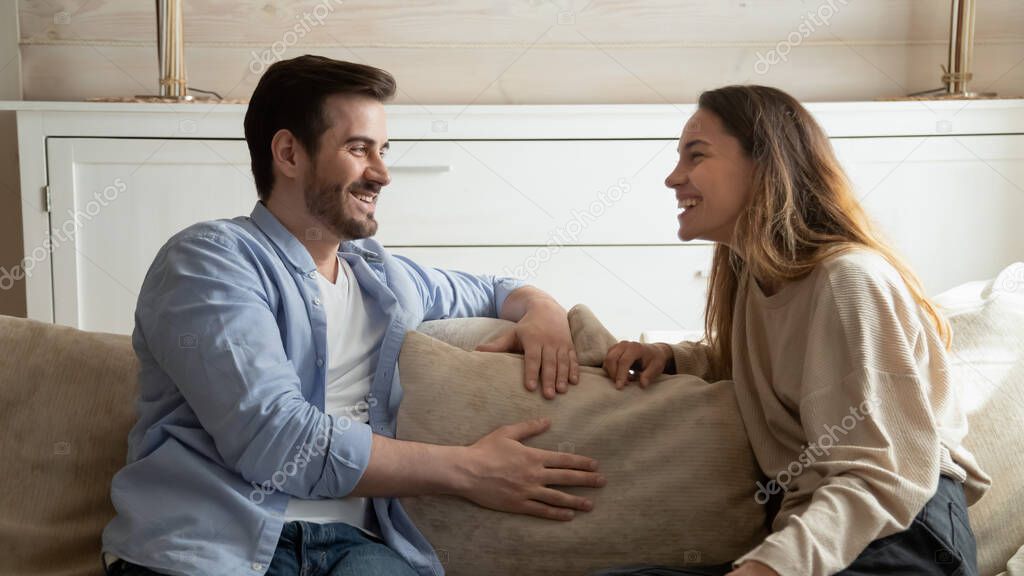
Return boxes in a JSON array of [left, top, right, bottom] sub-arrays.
[[399, 306, 767, 575]]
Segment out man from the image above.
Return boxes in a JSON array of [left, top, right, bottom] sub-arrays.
[[102, 55, 605, 576]]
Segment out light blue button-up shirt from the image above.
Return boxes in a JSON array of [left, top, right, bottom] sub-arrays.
[[102, 202, 523, 575]]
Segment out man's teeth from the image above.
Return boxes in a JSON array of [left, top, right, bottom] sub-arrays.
[[352, 191, 377, 204], [678, 197, 702, 209]]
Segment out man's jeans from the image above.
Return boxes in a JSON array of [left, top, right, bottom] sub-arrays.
[[591, 476, 978, 576], [107, 521, 418, 576]]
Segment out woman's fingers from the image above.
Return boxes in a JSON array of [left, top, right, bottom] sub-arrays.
[[637, 346, 670, 387], [607, 341, 663, 389], [602, 342, 624, 380], [614, 348, 637, 388]]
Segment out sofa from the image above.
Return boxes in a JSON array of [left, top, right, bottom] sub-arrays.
[[1, 264, 1023, 576]]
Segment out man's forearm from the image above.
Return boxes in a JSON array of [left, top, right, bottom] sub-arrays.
[[500, 286, 561, 322], [350, 419, 604, 521], [348, 434, 467, 498]]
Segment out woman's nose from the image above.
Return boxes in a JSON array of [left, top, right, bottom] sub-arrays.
[[665, 164, 686, 190]]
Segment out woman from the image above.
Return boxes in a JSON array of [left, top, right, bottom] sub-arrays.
[[601, 86, 990, 576]]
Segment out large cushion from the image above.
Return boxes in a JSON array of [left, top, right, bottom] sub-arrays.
[[935, 263, 1024, 576], [399, 306, 768, 575], [417, 316, 512, 354], [0, 316, 136, 576]]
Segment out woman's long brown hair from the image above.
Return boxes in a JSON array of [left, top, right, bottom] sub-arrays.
[[697, 85, 951, 378]]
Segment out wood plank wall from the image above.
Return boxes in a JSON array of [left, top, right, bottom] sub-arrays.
[[16, 0, 1024, 104]]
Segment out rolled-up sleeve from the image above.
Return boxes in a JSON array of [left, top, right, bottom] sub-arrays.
[[393, 254, 524, 320], [136, 228, 372, 500]]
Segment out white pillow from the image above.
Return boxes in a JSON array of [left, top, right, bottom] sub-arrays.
[[934, 262, 1024, 576]]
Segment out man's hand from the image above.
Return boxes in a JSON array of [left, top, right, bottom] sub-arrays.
[[727, 561, 780, 576], [477, 295, 579, 399], [453, 418, 605, 520], [603, 341, 673, 388]]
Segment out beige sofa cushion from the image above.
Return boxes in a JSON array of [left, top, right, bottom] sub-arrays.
[[0, 316, 136, 576], [399, 306, 768, 576], [935, 263, 1024, 576]]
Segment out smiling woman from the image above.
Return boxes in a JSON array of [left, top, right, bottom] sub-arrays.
[[604, 85, 992, 576], [666, 109, 755, 246]]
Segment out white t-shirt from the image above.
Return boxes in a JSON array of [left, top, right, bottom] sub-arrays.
[[284, 256, 388, 530]]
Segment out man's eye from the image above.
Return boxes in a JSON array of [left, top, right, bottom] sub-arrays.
[[350, 146, 367, 155], [379, 148, 388, 159], [691, 152, 704, 160]]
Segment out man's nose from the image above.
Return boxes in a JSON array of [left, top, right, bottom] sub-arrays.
[[366, 160, 390, 187]]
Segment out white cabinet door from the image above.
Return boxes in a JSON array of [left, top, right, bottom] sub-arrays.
[[396, 245, 715, 341], [376, 139, 686, 246], [47, 138, 257, 334], [834, 135, 1024, 295]]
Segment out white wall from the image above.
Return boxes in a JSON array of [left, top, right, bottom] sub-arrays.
[[16, 0, 1024, 104]]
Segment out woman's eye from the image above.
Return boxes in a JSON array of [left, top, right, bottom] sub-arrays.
[[690, 152, 704, 161]]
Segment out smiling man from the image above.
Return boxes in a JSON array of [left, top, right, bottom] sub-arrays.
[[101, 55, 603, 576]]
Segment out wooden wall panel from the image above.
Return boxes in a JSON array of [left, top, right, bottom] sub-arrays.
[[15, 0, 1024, 103]]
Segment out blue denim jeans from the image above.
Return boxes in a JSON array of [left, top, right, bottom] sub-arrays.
[[591, 476, 978, 576], [107, 521, 418, 576]]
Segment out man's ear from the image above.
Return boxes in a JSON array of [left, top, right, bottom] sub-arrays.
[[270, 128, 304, 182]]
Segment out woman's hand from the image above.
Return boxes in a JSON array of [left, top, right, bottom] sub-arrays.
[[602, 341, 673, 388], [726, 561, 780, 576]]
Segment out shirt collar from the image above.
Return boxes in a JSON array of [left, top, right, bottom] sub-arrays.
[[250, 202, 318, 274], [341, 241, 382, 264]]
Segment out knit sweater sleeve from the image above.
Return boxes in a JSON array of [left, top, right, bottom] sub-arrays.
[[666, 340, 721, 380]]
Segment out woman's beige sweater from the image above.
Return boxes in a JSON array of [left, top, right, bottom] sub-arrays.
[[670, 248, 990, 576]]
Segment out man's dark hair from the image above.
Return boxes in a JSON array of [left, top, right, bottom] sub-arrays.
[[244, 55, 396, 200]]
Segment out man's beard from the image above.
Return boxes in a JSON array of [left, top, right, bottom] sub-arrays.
[[304, 167, 379, 240]]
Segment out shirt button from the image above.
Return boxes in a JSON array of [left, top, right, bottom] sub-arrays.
[[316, 358, 324, 367], [307, 271, 316, 279], [251, 562, 264, 571], [313, 297, 321, 306]]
